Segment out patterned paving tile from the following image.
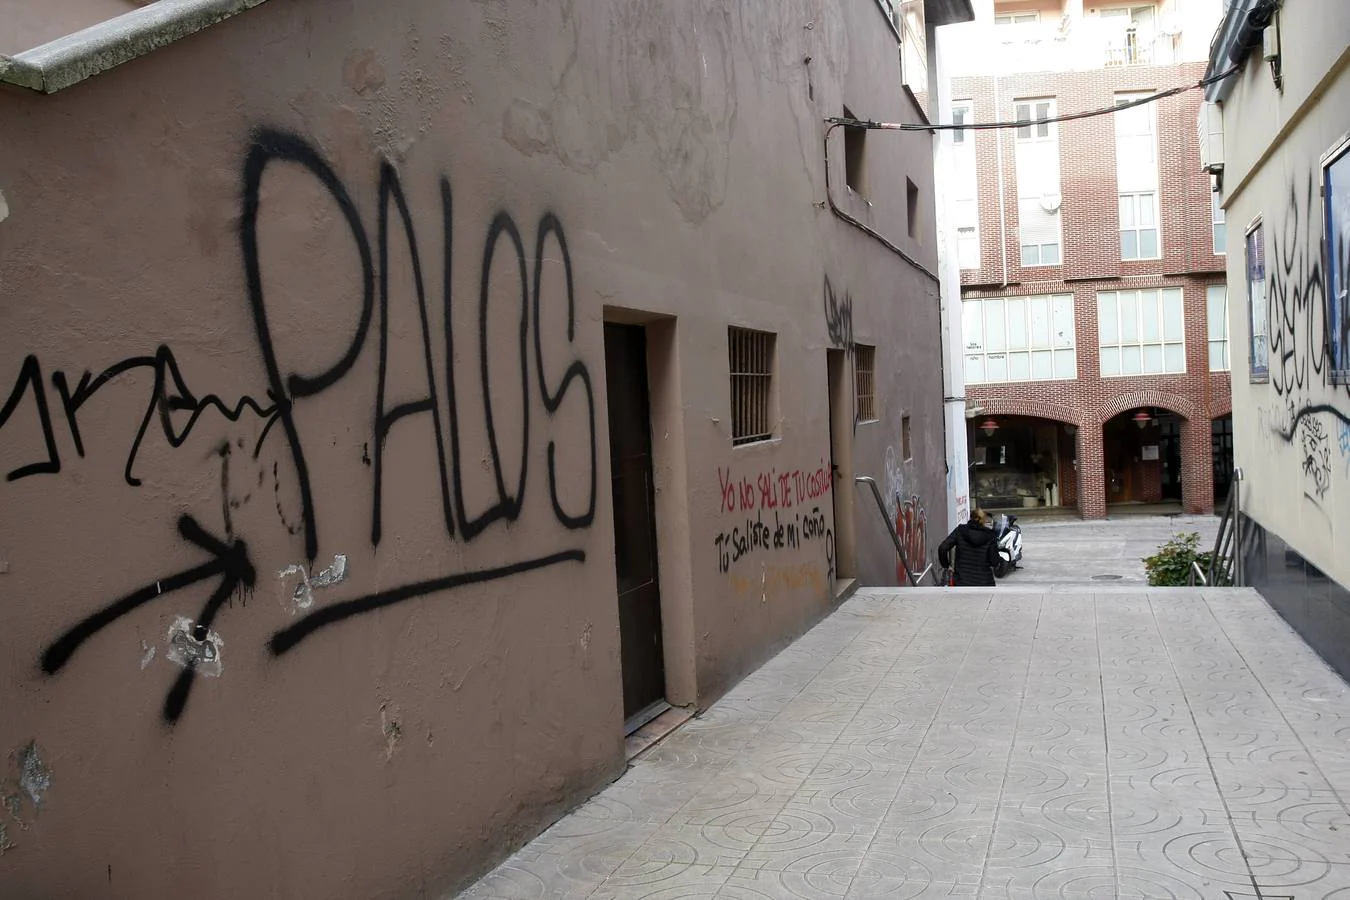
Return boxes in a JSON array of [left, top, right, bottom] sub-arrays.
[[457, 589, 1350, 899]]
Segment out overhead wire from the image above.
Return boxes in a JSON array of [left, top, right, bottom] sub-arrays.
[[825, 64, 1241, 134]]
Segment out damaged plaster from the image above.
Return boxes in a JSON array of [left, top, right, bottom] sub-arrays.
[[17, 742, 51, 809], [277, 554, 348, 614], [165, 616, 223, 677]]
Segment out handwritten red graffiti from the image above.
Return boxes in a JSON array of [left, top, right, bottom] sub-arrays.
[[717, 461, 832, 514], [894, 493, 927, 583]]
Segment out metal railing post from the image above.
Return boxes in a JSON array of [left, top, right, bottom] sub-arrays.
[[1233, 467, 1243, 587]]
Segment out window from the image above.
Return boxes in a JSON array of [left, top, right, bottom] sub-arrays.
[[1212, 191, 1227, 255], [902, 414, 912, 460], [1325, 139, 1350, 381], [1246, 222, 1268, 379], [995, 12, 1039, 25], [1015, 98, 1061, 267], [728, 327, 776, 445], [900, 1, 929, 118], [855, 344, 877, 422], [952, 101, 972, 144], [1115, 93, 1160, 260], [1102, 5, 1157, 65], [963, 294, 1077, 384], [1097, 288, 1186, 376], [907, 178, 920, 239], [842, 106, 866, 195], [1119, 192, 1160, 259], [952, 100, 980, 269], [957, 223, 980, 269], [1207, 284, 1230, 371], [1015, 99, 1054, 141]]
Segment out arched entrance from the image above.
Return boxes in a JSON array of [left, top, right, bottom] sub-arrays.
[[968, 414, 1077, 512], [1102, 406, 1184, 509]]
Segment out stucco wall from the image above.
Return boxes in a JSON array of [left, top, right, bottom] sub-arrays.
[[0, 0, 945, 896], [1220, 4, 1350, 591]]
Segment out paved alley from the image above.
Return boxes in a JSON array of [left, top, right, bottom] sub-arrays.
[[460, 587, 1350, 899], [996, 514, 1222, 585]]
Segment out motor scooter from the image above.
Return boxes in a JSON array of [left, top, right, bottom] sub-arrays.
[[992, 513, 1023, 578]]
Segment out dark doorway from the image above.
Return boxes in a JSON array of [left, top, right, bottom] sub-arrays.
[[604, 324, 666, 728], [1158, 417, 1182, 502], [1212, 415, 1234, 502]]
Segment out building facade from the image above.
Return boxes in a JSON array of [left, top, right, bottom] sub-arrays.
[[938, 0, 1231, 518], [0, 0, 968, 896], [1204, 0, 1350, 675]]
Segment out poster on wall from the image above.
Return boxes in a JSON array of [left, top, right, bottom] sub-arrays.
[[1142, 445, 1159, 461]]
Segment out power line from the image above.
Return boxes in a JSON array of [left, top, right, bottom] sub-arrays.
[[825, 64, 1240, 134]]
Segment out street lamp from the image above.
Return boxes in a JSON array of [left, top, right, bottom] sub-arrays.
[[1132, 408, 1152, 429], [980, 418, 999, 437]]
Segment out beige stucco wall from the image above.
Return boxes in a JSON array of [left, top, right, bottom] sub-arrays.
[[0, 0, 945, 896], [1220, 3, 1350, 589]]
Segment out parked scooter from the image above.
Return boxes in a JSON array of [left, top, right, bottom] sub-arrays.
[[992, 513, 1024, 577]]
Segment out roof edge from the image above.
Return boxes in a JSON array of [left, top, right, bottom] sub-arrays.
[[0, 0, 270, 94]]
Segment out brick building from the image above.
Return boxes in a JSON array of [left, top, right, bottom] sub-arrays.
[[938, 0, 1231, 518]]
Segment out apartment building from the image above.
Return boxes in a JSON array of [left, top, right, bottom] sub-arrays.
[[937, 0, 1231, 517], [0, 0, 971, 896], [1204, 0, 1350, 676]]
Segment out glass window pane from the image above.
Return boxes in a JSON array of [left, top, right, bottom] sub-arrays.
[[1100, 346, 1121, 376], [1120, 195, 1135, 227], [1051, 294, 1075, 348], [1021, 244, 1039, 265], [1120, 293, 1139, 342], [1037, 101, 1050, 121], [1209, 341, 1227, 371], [1140, 228, 1159, 258], [1162, 289, 1185, 341], [1031, 349, 1054, 379], [987, 354, 1009, 382], [1207, 285, 1227, 340], [1042, 243, 1061, 265], [1006, 298, 1028, 349], [1139, 193, 1156, 226], [1143, 344, 1164, 373], [1053, 349, 1076, 379], [1098, 295, 1119, 344], [1214, 221, 1226, 253], [963, 301, 984, 350], [1122, 345, 1143, 375], [1122, 230, 1138, 260], [1030, 297, 1050, 347], [1164, 342, 1186, 372], [1016, 103, 1030, 120], [1009, 351, 1031, 381], [966, 354, 985, 384], [985, 299, 1006, 350], [1140, 290, 1161, 342]]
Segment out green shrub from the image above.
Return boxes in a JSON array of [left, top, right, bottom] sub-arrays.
[[1143, 532, 1214, 587]]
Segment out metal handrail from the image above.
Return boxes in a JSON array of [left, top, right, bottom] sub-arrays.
[[854, 476, 936, 586], [1188, 560, 1209, 586], [1205, 467, 1243, 587]]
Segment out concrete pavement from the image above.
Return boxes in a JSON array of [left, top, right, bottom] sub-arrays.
[[458, 586, 1350, 899]]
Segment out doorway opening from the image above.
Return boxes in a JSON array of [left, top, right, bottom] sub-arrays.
[[604, 323, 667, 733], [826, 348, 855, 590], [1103, 407, 1185, 509]]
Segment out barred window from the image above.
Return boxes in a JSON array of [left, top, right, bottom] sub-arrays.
[[855, 345, 877, 423], [729, 327, 776, 445]]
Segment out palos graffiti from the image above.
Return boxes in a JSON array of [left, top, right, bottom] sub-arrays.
[[0, 129, 597, 721]]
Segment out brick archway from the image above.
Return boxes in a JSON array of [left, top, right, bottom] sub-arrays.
[[1210, 397, 1233, 419], [972, 397, 1078, 426], [1095, 389, 1201, 426]]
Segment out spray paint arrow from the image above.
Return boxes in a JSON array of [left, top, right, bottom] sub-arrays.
[[41, 514, 255, 722]]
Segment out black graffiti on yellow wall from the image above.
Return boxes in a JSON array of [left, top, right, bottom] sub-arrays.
[[6, 128, 597, 721]]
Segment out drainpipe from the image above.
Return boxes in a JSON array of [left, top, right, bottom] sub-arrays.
[[993, 75, 1009, 287]]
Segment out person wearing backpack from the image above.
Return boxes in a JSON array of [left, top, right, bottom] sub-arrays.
[[937, 508, 1001, 587]]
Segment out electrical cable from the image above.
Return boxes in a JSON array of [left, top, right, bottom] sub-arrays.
[[825, 64, 1241, 134]]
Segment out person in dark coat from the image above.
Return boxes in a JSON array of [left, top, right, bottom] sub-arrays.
[[937, 508, 1001, 587]]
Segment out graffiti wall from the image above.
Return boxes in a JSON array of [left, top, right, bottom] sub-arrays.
[[1224, 60, 1350, 592], [0, 0, 946, 895]]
